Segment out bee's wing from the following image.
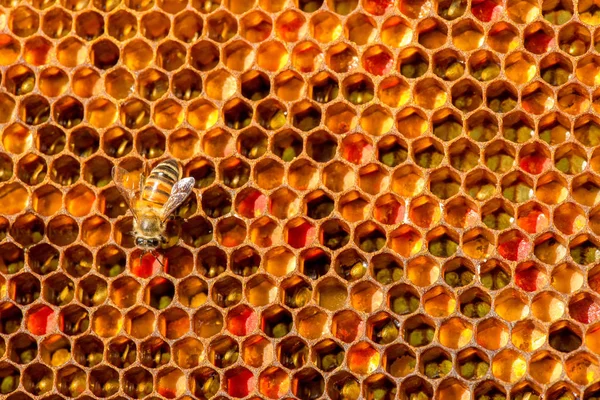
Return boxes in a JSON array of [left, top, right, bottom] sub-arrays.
[[111, 166, 140, 220], [160, 177, 196, 221]]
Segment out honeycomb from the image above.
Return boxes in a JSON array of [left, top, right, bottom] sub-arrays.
[[3, 0, 600, 398]]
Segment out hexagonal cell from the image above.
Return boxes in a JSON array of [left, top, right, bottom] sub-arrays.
[[442, 257, 475, 288], [0, 301, 22, 334], [395, 376, 432, 400], [350, 281, 383, 313], [5, 64, 35, 96], [501, 172, 534, 203], [193, 247, 225, 281], [558, 21, 591, 58], [272, 71, 304, 103], [459, 288, 492, 319], [20, 95, 51, 126], [0, 183, 28, 215], [0, 243, 25, 277], [311, 277, 346, 312], [430, 49, 465, 82], [245, 274, 277, 307], [481, 199, 515, 231], [291, 41, 322, 74], [10, 212, 45, 248], [107, 10, 137, 40], [326, 42, 358, 74], [42, 7, 72, 39], [264, 246, 296, 276], [416, 347, 451, 380], [55, 365, 90, 398], [574, 113, 599, 147], [386, 283, 419, 318], [122, 367, 153, 399], [495, 289, 533, 324], [319, 219, 350, 251], [539, 52, 573, 87], [211, 276, 242, 308], [378, 76, 410, 109], [273, 10, 308, 44], [42, 272, 74, 307], [8, 332, 37, 366], [444, 196, 479, 230], [306, 130, 337, 163], [564, 351, 600, 386], [75, 10, 104, 41], [207, 335, 239, 369], [388, 225, 422, 259], [403, 314, 436, 348], [462, 228, 495, 260], [190, 367, 220, 399], [454, 139, 482, 172], [343, 341, 380, 376]]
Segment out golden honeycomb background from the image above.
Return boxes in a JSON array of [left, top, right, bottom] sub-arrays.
[[2, 0, 600, 398]]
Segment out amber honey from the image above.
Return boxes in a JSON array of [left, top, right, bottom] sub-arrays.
[[1, 0, 600, 399]]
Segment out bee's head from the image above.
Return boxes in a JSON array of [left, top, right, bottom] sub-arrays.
[[135, 237, 161, 249]]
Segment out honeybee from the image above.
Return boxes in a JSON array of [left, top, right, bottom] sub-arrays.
[[112, 159, 195, 254]]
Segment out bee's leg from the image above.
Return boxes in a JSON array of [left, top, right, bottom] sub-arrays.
[[152, 250, 164, 267]]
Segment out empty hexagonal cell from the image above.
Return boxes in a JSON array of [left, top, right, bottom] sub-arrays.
[[107, 9, 137, 40], [413, 78, 448, 110], [89, 308, 122, 340], [391, 166, 426, 199], [42, 7, 72, 38], [239, 275, 275, 310], [74, 10, 103, 40]]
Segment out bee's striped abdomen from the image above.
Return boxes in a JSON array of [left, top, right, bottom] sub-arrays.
[[141, 159, 181, 208]]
